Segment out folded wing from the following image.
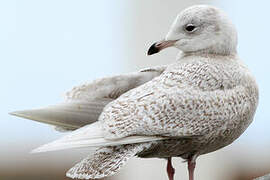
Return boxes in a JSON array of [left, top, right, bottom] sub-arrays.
[[31, 121, 166, 153], [10, 66, 167, 131]]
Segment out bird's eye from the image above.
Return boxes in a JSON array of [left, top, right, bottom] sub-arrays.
[[185, 24, 196, 32]]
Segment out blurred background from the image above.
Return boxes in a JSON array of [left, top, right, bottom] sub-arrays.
[[1, 0, 270, 179]]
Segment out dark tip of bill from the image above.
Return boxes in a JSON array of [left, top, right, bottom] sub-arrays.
[[147, 43, 160, 56]]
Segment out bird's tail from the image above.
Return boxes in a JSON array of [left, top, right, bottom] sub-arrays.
[[66, 143, 151, 179]]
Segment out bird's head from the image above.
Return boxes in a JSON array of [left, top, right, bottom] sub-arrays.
[[148, 5, 238, 56]]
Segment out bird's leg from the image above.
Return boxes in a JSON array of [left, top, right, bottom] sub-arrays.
[[187, 155, 197, 180], [166, 157, 175, 180]]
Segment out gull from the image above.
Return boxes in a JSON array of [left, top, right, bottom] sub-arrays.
[[10, 5, 259, 180]]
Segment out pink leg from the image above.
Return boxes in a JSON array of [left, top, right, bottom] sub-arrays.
[[187, 157, 196, 180], [167, 157, 175, 180]]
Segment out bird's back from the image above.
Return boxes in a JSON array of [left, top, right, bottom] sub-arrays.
[[101, 54, 259, 158]]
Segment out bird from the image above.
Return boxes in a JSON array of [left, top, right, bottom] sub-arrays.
[[10, 5, 259, 180]]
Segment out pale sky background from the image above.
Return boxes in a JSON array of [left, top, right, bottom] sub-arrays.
[[1, 0, 269, 144], [0, 0, 270, 179]]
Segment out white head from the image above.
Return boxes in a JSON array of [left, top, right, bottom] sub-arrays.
[[148, 5, 238, 56]]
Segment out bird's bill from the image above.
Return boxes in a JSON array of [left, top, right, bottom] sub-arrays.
[[147, 39, 177, 55]]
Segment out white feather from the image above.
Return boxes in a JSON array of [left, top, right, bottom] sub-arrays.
[[65, 67, 167, 101], [31, 121, 166, 153], [9, 99, 111, 130], [10, 67, 167, 131]]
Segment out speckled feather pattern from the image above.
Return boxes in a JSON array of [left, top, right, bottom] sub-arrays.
[[65, 66, 166, 101], [68, 53, 258, 179], [100, 55, 258, 150], [19, 5, 259, 180], [67, 143, 152, 179]]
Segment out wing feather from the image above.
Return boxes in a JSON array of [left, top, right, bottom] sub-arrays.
[[31, 121, 166, 153], [10, 66, 167, 131]]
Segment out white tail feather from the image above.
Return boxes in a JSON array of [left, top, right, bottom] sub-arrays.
[[31, 121, 166, 153]]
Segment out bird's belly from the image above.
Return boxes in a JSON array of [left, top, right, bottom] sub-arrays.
[[137, 139, 197, 159], [137, 116, 252, 159]]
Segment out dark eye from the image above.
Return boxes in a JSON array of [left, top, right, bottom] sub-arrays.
[[185, 24, 196, 32]]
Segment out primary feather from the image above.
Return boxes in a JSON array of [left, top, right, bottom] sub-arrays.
[[31, 121, 166, 153], [10, 99, 112, 130], [10, 66, 167, 131]]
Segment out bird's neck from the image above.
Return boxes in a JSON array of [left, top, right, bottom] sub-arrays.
[[180, 49, 237, 59], [176, 50, 237, 60]]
